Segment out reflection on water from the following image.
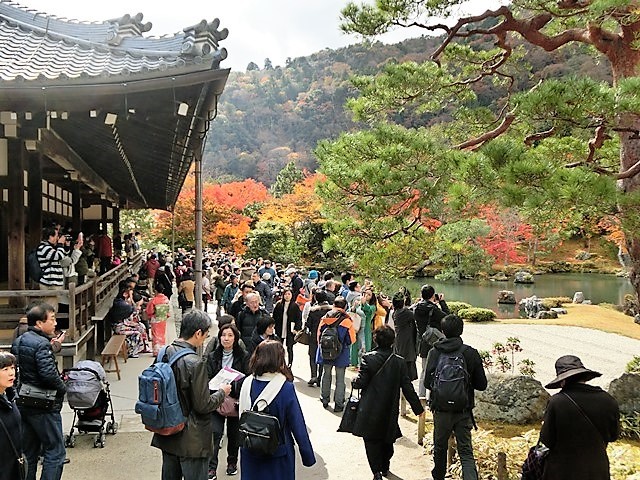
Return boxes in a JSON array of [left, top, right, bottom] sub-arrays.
[[377, 273, 634, 319]]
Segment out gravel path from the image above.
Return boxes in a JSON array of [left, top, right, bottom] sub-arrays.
[[462, 323, 640, 389]]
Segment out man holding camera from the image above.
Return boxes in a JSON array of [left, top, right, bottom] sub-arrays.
[[414, 285, 450, 397], [36, 226, 70, 312]]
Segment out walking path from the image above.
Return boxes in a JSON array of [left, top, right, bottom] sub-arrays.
[[57, 304, 640, 479]]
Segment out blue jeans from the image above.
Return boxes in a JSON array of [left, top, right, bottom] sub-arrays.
[[432, 411, 478, 480], [162, 451, 208, 480], [22, 411, 66, 480]]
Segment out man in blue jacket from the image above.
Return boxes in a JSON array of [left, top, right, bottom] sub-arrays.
[[316, 296, 355, 413], [12, 303, 67, 480]]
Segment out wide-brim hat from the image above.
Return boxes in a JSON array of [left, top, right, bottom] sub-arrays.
[[545, 355, 601, 389]]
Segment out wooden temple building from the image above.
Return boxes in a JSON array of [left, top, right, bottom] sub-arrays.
[[0, 1, 230, 365]]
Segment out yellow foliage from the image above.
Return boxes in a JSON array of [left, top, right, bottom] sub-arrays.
[[259, 174, 323, 226]]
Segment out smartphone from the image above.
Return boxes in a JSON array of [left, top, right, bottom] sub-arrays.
[[78, 232, 83, 242]]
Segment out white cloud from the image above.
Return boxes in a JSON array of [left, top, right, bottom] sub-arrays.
[[16, 0, 499, 71]]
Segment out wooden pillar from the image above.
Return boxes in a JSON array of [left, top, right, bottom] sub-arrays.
[[27, 151, 42, 250], [71, 182, 81, 234], [113, 205, 120, 237], [194, 151, 203, 310], [7, 139, 26, 302]]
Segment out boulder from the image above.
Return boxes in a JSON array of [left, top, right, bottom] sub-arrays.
[[536, 310, 558, 319], [475, 374, 550, 424], [497, 290, 516, 304], [550, 307, 567, 315], [520, 295, 543, 318], [514, 271, 534, 284], [573, 291, 585, 304], [635, 314, 640, 325], [490, 272, 509, 282], [575, 250, 591, 261], [608, 373, 640, 415]]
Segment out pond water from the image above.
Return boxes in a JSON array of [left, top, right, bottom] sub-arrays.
[[379, 273, 635, 318]]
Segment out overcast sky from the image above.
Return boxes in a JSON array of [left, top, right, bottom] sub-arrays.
[[18, 0, 500, 71]]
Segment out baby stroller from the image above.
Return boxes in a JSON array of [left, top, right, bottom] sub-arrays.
[[63, 360, 117, 448]]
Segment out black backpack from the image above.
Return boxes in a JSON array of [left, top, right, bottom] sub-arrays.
[[319, 316, 344, 361], [26, 247, 42, 282], [429, 346, 470, 412], [238, 399, 282, 456]]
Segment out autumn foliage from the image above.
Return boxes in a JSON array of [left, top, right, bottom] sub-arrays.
[[476, 205, 533, 265], [259, 173, 324, 225], [154, 175, 269, 253]]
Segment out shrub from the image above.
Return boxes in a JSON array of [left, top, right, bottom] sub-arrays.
[[447, 301, 472, 315], [458, 307, 496, 322], [620, 412, 640, 440], [626, 356, 640, 374], [540, 296, 572, 309]]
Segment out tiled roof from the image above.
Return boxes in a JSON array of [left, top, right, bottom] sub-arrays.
[[0, 0, 228, 83]]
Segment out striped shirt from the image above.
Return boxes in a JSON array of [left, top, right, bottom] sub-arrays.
[[36, 241, 66, 286]]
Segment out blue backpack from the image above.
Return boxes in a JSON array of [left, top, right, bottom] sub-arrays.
[[135, 346, 194, 435]]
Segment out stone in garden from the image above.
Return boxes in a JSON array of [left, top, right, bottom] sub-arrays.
[[536, 310, 558, 319], [491, 272, 508, 282], [583, 300, 592, 305], [635, 314, 640, 325], [608, 373, 640, 415], [550, 307, 567, 315], [475, 374, 550, 424], [575, 251, 591, 260], [497, 290, 516, 304], [520, 296, 543, 318], [573, 291, 585, 303], [514, 271, 534, 284]]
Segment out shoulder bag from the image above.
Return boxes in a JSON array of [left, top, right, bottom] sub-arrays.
[[0, 415, 28, 480], [338, 352, 395, 434], [15, 336, 57, 410], [294, 325, 311, 345], [521, 442, 549, 480]]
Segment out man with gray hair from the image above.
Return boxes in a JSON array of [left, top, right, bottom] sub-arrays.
[[151, 310, 231, 480], [236, 292, 271, 347]]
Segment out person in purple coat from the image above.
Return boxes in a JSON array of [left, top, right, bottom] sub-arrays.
[[239, 340, 315, 480]]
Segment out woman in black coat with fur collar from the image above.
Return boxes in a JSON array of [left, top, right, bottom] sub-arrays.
[[0, 351, 23, 480], [352, 326, 424, 480]]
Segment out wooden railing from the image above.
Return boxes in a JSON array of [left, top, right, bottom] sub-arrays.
[[0, 252, 143, 349]]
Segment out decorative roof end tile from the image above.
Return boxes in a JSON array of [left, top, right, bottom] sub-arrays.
[[181, 19, 227, 58]]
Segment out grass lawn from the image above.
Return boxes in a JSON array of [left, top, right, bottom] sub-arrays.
[[497, 303, 640, 340]]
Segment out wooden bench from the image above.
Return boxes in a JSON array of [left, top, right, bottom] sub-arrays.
[[100, 334, 128, 380]]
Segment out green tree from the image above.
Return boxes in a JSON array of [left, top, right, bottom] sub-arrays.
[[341, 0, 640, 299], [270, 161, 305, 198]]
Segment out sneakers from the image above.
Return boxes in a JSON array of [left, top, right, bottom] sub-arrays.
[[226, 464, 238, 476], [207, 470, 217, 480]]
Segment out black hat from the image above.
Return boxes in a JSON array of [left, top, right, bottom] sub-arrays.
[[545, 355, 602, 389]]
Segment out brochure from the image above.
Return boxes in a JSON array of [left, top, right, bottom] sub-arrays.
[[208, 366, 245, 391]]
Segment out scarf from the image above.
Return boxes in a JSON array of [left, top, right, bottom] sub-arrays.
[[239, 372, 287, 414]]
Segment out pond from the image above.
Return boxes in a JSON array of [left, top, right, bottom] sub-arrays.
[[379, 273, 635, 319]]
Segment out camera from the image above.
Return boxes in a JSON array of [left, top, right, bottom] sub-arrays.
[[64, 234, 73, 242]]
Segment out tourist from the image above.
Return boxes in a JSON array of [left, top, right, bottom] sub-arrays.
[[151, 310, 231, 480], [539, 355, 620, 480], [236, 292, 270, 348], [35, 226, 68, 311], [239, 340, 315, 480], [12, 303, 67, 480], [349, 293, 366, 368], [206, 324, 248, 480], [352, 325, 424, 480], [391, 293, 418, 382], [145, 283, 171, 355], [178, 269, 196, 314], [221, 274, 239, 315], [304, 290, 332, 387], [0, 351, 23, 480], [317, 296, 355, 412], [425, 314, 487, 480], [414, 284, 450, 397], [246, 315, 279, 356], [228, 281, 254, 320], [272, 288, 302, 367]]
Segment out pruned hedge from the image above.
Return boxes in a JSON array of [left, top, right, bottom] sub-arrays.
[[458, 307, 497, 322], [447, 301, 472, 315]]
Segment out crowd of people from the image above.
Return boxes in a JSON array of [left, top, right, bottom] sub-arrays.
[[0, 243, 623, 480]]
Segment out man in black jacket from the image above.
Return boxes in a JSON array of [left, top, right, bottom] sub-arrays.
[[235, 292, 271, 349], [414, 284, 450, 397], [151, 310, 230, 480], [12, 303, 67, 480], [425, 314, 487, 480]]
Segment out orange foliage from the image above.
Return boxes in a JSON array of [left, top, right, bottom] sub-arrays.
[[154, 175, 270, 252], [259, 173, 324, 226]]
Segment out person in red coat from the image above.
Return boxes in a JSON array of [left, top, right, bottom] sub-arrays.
[[95, 230, 113, 275]]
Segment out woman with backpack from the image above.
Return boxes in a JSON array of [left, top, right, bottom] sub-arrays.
[[351, 326, 424, 480], [238, 340, 315, 480], [205, 324, 249, 480]]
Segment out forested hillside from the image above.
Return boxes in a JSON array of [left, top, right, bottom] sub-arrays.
[[204, 31, 611, 185]]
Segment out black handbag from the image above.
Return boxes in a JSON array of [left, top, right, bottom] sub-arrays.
[[337, 388, 360, 433], [521, 443, 549, 480], [17, 382, 57, 410], [0, 416, 28, 480]]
